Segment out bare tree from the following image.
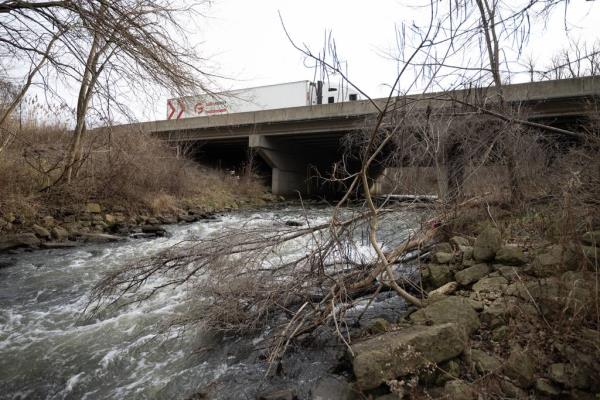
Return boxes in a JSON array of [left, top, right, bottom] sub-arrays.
[[0, 0, 215, 182]]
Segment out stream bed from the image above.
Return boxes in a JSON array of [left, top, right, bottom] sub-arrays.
[[0, 206, 419, 400]]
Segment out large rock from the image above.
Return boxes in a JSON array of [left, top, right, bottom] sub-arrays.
[[495, 245, 527, 266], [530, 245, 578, 277], [469, 349, 502, 374], [443, 380, 477, 400], [455, 263, 490, 286], [427, 264, 453, 288], [311, 376, 356, 400], [450, 236, 471, 248], [32, 224, 51, 239], [51, 226, 69, 241], [0, 233, 41, 251], [434, 252, 454, 264], [473, 227, 502, 261], [85, 203, 102, 213], [409, 296, 480, 336], [472, 276, 508, 299], [351, 323, 466, 390], [503, 346, 536, 388]]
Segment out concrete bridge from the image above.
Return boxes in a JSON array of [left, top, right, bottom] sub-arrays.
[[129, 77, 599, 196]]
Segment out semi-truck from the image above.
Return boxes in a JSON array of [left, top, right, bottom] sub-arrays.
[[166, 80, 360, 120]]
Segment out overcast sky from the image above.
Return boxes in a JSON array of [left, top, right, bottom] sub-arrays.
[[187, 0, 599, 103]]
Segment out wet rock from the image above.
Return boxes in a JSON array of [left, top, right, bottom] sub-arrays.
[[536, 378, 561, 396], [85, 203, 102, 213], [434, 252, 454, 264], [469, 349, 502, 374], [285, 220, 303, 227], [141, 225, 167, 237], [32, 224, 51, 239], [473, 227, 502, 262], [409, 296, 480, 336], [443, 380, 477, 400], [351, 323, 466, 390], [258, 389, 297, 400], [495, 245, 527, 265], [0, 233, 41, 251], [503, 346, 535, 388], [159, 215, 177, 224], [51, 226, 69, 241], [311, 376, 356, 400], [581, 231, 600, 246], [455, 263, 490, 286]]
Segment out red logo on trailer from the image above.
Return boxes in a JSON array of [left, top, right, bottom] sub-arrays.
[[176, 99, 185, 119], [167, 100, 176, 120]]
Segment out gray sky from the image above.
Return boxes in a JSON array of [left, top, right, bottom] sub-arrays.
[[189, 1, 599, 101]]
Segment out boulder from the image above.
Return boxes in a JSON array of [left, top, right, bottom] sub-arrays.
[[141, 225, 167, 237], [535, 378, 561, 396], [455, 263, 490, 286], [104, 214, 116, 224], [581, 231, 600, 246], [427, 264, 453, 288], [450, 236, 471, 248], [367, 318, 390, 334], [351, 323, 466, 390], [32, 224, 51, 239], [548, 363, 590, 390], [472, 276, 508, 297], [530, 245, 578, 277], [434, 252, 454, 264], [495, 245, 527, 266], [311, 376, 356, 400], [459, 245, 474, 261], [469, 349, 502, 374], [158, 215, 178, 224], [51, 226, 69, 241], [285, 220, 303, 227], [41, 241, 79, 249], [42, 216, 55, 227], [443, 380, 477, 400], [473, 227, 502, 261], [409, 296, 480, 336], [499, 380, 528, 399], [85, 203, 102, 213], [433, 242, 453, 254], [0, 233, 41, 251], [503, 346, 536, 388]]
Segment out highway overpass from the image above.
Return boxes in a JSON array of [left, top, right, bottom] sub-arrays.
[[123, 77, 600, 196]]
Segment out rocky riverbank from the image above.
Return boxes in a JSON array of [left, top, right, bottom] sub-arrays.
[[255, 227, 600, 400], [0, 194, 279, 254]]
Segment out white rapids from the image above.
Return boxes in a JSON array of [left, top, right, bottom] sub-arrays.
[[0, 206, 419, 400]]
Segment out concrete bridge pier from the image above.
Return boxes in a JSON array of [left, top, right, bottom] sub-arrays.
[[249, 135, 307, 196]]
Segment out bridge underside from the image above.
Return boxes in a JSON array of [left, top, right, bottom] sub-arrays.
[[189, 132, 353, 197]]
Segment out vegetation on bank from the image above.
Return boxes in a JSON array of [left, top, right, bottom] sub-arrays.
[[0, 121, 267, 246]]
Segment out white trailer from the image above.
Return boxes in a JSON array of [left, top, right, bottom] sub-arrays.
[[166, 80, 360, 120]]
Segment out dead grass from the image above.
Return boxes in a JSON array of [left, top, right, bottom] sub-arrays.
[[0, 121, 265, 227]]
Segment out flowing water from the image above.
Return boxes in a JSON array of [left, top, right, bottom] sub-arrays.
[[0, 206, 419, 400]]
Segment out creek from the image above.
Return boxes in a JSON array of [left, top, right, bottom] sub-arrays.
[[0, 206, 420, 400]]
